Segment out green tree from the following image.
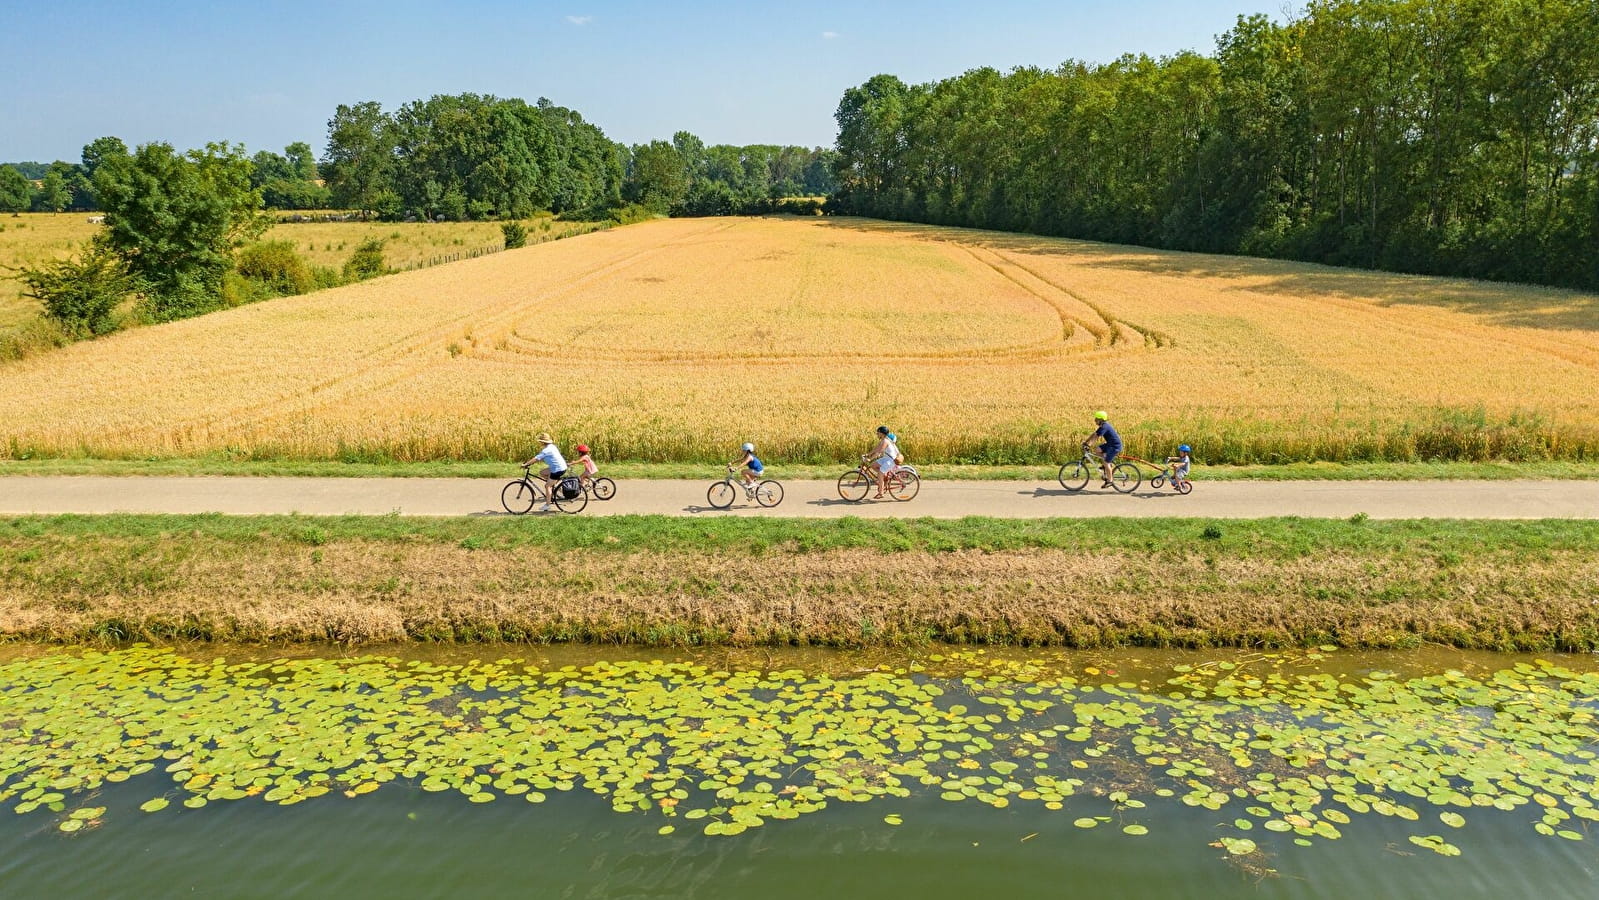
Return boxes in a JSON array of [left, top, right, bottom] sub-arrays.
[[79, 137, 128, 209], [324, 101, 396, 217], [80, 136, 127, 179], [35, 170, 69, 213], [0, 166, 29, 212], [626, 141, 690, 213], [284, 141, 319, 182], [94, 141, 269, 321]]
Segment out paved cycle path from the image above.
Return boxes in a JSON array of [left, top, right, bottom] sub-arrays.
[[0, 477, 1595, 519]]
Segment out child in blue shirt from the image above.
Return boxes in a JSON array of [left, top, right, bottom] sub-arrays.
[[730, 442, 763, 491], [1167, 444, 1192, 489]]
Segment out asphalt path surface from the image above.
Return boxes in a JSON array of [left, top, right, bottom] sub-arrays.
[[1, 477, 1596, 519]]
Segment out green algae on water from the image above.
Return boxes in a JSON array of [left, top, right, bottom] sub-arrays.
[[1, 647, 1596, 855]]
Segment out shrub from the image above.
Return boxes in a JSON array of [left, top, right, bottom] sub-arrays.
[[342, 238, 388, 281], [220, 271, 273, 307], [607, 203, 658, 225], [502, 221, 528, 249], [311, 266, 344, 290], [17, 236, 132, 337], [234, 240, 315, 296], [0, 316, 73, 361], [141, 271, 224, 322]]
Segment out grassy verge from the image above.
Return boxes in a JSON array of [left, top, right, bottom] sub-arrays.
[[1, 458, 1595, 481], [4, 514, 1597, 651]]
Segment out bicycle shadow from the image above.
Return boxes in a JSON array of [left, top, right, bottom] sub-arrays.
[[1021, 487, 1186, 501], [470, 507, 562, 517], [807, 496, 892, 508]]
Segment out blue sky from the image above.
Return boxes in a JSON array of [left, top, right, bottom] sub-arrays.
[[1, 0, 1279, 162]]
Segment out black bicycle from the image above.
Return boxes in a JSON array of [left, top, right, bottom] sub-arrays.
[[502, 464, 589, 514], [1058, 443, 1139, 493]]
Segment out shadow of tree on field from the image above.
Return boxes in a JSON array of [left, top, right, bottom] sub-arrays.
[[808, 217, 1599, 333]]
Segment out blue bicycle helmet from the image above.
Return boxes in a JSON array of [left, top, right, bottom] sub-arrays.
[[1179, 444, 1191, 453]]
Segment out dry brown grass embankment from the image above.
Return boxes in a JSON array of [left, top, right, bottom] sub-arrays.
[[4, 539, 1595, 650]]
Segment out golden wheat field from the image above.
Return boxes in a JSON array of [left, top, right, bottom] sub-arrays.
[[0, 215, 1595, 464], [0, 213, 591, 333]]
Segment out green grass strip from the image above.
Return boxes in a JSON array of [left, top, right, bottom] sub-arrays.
[[5, 513, 1598, 557], [1, 457, 1597, 481]]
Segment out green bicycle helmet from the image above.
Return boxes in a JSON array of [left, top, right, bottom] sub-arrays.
[[1093, 411, 1108, 421]]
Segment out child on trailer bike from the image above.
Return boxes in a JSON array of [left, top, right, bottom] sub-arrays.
[[729, 442, 764, 492], [865, 426, 902, 499], [521, 432, 568, 512], [1167, 444, 1192, 490], [1084, 411, 1122, 489], [573, 444, 599, 486]]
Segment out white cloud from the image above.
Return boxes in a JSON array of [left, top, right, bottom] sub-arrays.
[[565, 15, 593, 26], [821, 31, 839, 39]]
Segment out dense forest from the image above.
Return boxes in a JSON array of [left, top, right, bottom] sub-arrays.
[[830, 0, 1599, 290]]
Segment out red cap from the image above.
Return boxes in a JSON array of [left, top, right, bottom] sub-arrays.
[[575, 444, 590, 454]]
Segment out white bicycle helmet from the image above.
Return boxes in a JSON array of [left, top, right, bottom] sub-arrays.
[[741, 442, 754, 452]]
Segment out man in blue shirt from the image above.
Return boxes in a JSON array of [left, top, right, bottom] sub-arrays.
[[1085, 411, 1122, 488], [522, 432, 568, 511]]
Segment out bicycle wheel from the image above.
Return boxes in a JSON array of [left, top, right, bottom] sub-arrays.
[[1175, 479, 1193, 495], [1058, 462, 1091, 491], [837, 470, 871, 502], [501, 479, 537, 515], [590, 477, 616, 501], [887, 470, 920, 501], [755, 480, 784, 508], [1150, 475, 1165, 489], [707, 481, 737, 509], [1110, 462, 1141, 493], [553, 479, 589, 513]]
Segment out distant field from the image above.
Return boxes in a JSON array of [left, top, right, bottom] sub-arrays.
[[0, 212, 592, 332], [0, 216, 1595, 464]]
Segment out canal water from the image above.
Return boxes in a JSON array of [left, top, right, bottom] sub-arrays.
[[1, 645, 1595, 899]]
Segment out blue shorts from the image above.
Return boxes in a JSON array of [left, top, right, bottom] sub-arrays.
[[874, 457, 896, 473], [546, 468, 567, 479], [1100, 444, 1120, 463], [745, 464, 763, 475]]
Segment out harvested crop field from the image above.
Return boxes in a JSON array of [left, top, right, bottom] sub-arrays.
[[0, 213, 595, 333], [1, 216, 1596, 464]]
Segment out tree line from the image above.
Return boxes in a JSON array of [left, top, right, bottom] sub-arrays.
[[1, 139, 328, 214], [830, 0, 1599, 291], [322, 94, 833, 221], [625, 133, 836, 216], [5, 92, 835, 224]]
